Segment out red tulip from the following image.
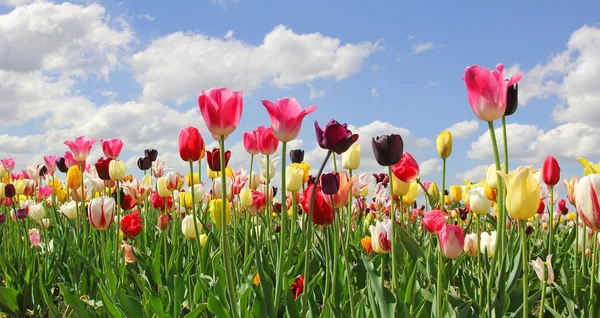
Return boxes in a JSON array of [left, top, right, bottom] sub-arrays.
[[463, 64, 522, 122], [537, 200, 545, 214], [315, 120, 359, 154], [303, 184, 333, 226], [558, 199, 568, 215], [262, 97, 316, 142], [101, 139, 124, 159], [178, 126, 205, 162], [422, 210, 446, 234], [121, 210, 142, 239], [290, 275, 305, 299], [152, 191, 172, 211], [392, 152, 419, 182], [542, 156, 560, 186], [206, 148, 231, 172], [158, 213, 170, 231], [197, 88, 243, 140]]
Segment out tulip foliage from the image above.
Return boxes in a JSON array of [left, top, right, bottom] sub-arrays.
[[0, 69, 598, 318]]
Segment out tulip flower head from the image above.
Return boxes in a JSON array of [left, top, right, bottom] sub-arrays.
[[324, 171, 356, 209], [88, 196, 115, 230], [439, 225, 464, 259], [576, 157, 600, 176], [464, 233, 478, 257], [542, 156, 560, 186], [320, 173, 340, 195], [315, 120, 359, 154], [530, 255, 554, 283], [60, 201, 78, 220], [66, 166, 82, 190], [109, 160, 126, 181], [463, 64, 522, 122], [243, 129, 260, 155], [256, 126, 279, 155], [422, 209, 446, 234], [209, 199, 232, 227], [480, 231, 497, 258], [289, 149, 304, 164], [64, 136, 96, 161], [286, 165, 305, 193], [342, 142, 361, 170], [391, 152, 419, 182], [198, 88, 243, 140], [436, 130, 452, 159], [178, 126, 205, 162], [43, 155, 60, 174], [575, 174, 600, 231], [369, 218, 392, 253], [181, 214, 202, 238], [372, 134, 403, 167], [1, 158, 15, 173], [121, 210, 142, 239], [258, 156, 280, 180], [145, 149, 158, 162], [262, 97, 316, 142], [101, 139, 124, 159], [504, 83, 519, 116], [206, 148, 231, 172], [497, 166, 541, 220], [469, 186, 492, 215], [290, 275, 305, 299], [303, 184, 333, 226], [564, 177, 578, 206]]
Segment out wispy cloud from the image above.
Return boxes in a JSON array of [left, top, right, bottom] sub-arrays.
[[224, 30, 234, 39], [410, 42, 434, 54], [210, 0, 240, 8], [96, 90, 118, 100], [371, 64, 381, 72], [308, 84, 326, 100], [425, 81, 440, 88], [136, 14, 155, 21], [371, 87, 379, 97]]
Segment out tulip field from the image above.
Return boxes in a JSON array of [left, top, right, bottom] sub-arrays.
[[1, 64, 600, 318]]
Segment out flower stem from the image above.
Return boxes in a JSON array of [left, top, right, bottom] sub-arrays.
[[548, 186, 554, 257], [477, 216, 483, 313], [387, 166, 398, 299], [502, 116, 509, 173], [301, 150, 332, 317], [219, 136, 239, 318], [519, 220, 528, 318], [338, 205, 355, 317], [575, 215, 579, 297], [539, 281, 547, 318], [274, 142, 287, 310], [590, 238, 597, 316], [437, 238, 444, 317], [189, 161, 201, 254], [244, 155, 254, 260]]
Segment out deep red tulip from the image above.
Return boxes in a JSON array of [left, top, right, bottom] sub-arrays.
[[95, 157, 113, 181], [290, 275, 305, 299], [372, 134, 404, 166], [121, 210, 143, 239], [537, 200, 545, 214], [558, 199, 568, 215], [392, 152, 419, 182], [303, 184, 333, 226], [542, 156, 560, 186], [158, 213, 170, 231], [314, 120, 358, 154], [179, 126, 205, 162], [206, 148, 231, 172]]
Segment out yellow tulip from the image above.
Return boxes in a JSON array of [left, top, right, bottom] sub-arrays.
[[576, 157, 600, 176], [449, 185, 462, 202], [109, 160, 126, 181], [567, 212, 576, 222], [444, 195, 451, 206], [428, 182, 440, 205], [14, 179, 25, 195], [141, 175, 154, 187], [240, 188, 252, 207], [402, 182, 419, 205], [207, 164, 218, 179], [66, 166, 82, 190], [157, 177, 171, 198], [179, 192, 192, 209], [199, 234, 208, 248], [436, 130, 452, 159], [342, 142, 360, 170], [209, 199, 232, 227], [391, 174, 410, 197], [56, 187, 68, 203], [483, 180, 496, 201], [497, 166, 541, 220], [186, 173, 199, 187], [286, 165, 304, 193]]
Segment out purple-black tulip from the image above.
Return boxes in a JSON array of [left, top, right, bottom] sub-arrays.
[[320, 173, 340, 195], [16, 208, 27, 219], [504, 83, 518, 116], [4, 184, 15, 198], [56, 158, 68, 174], [372, 134, 403, 166], [137, 156, 152, 171], [145, 149, 158, 162], [315, 120, 359, 154], [289, 149, 305, 164]]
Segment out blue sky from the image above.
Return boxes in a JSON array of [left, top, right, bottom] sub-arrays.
[[1, 0, 599, 193]]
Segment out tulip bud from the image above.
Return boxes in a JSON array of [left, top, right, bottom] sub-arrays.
[[66, 166, 82, 190], [109, 160, 126, 181], [209, 199, 232, 228], [289, 149, 304, 164], [206, 148, 231, 172], [469, 186, 492, 215], [428, 182, 440, 205], [145, 149, 158, 162], [504, 83, 518, 116], [200, 234, 208, 247], [4, 184, 15, 198], [485, 164, 501, 190], [440, 225, 464, 259], [178, 126, 205, 162], [537, 200, 545, 214], [525, 225, 534, 235], [371, 134, 403, 166], [192, 184, 205, 203], [286, 166, 304, 193], [342, 143, 360, 170], [181, 214, 202, 238], [320, 173, 340, 195], [449, 185, 462, 202], [436, 130, 452, 159], [137, 156, 152, 171], [240, 188, 252, 207], [157, 177, 171, 198], [464, 233, 478, 257], [542, 156, 560, 187], [0, 214, 5, 224]]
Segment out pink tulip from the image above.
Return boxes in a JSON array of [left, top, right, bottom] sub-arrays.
[[64, 152, 80, 168], [463, 64, 522, 122], [243, 130, 260, 155], [43, 155, 60, 174], [29, 229, 41, 247], [1, 158, 15, 173], [422, 209, 446, 234], [261, 97, 316, 142], [64, 136, 96, 161], [439, 225, 464, 259], [37, 185, 52, 200], [257, 126, 279, 155], [197, 88, 243, 140], [101, 139, 124, 159]]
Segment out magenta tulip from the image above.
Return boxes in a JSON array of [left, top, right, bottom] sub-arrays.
[[1, 158, 15, 173], [422, 210, 446, 234], [198, 88, 243, 140], [262, 97, 316, 142], [257, 126, 279, 155], [439, 225, 465, 259], [64, 136, 96, 161], [43, 155, 60, 174], [463, 64, 522, 122], [101, 139, 124, 159], [243, 130, 260, 155]]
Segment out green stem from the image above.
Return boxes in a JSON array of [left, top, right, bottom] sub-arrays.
[[244, 154, 253, 260], [590, 237, 597, 316], [502, 116, 509, 173], [274, 142, 287, 309], [265, 155, 274, 258], [301, 151, 332, 317], [437, 238, 444, 317], [387, 166, 397, 299], [338, 205, 356, 317], [575, 215, 579, 297], [189, 161, 201, 253], [520, 220, 528, 318], [477, 216, 483, 314], [548, 186, 554, 257], [219, 136, 239, 318], [115, 180, 121, 267], [539, 281, 547, 318]]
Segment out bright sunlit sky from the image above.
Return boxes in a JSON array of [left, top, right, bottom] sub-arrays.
[[1, 0, 599, 194]]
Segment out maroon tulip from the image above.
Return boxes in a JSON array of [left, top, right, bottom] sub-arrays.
[[145, 149, 158, 162], [206, 148, 231, 172], [542, 156, 560, 186], [179, 126, 205, 162], [4, 184, 15, 198], [320, 173, 340, 195], [558, 199, 568, 215], [372, 134, 403, 166], [95, 157, 113, 181], [314, 120, 359, 154]]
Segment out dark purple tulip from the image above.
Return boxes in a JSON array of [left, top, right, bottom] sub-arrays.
[[145, 149, 158, 162], [4, 184, 15, 198], [137, 156, 152, 171], [320, 173, 340, 195], [372, 134, 403, 166], [315, 120, 359, 154], [372, 173, 389, 187], [289, 149, 304, 164], [16, 208, 27, 219], [307, 175, 316, 186], [39, 165, 48, 177], [0, 214, 5, 224], [525, 225, 534, 235], [56, 158, 68, 174], [504, 83, 518, 116], [274, 224, 281, 233], [272, 187, 278, 197]]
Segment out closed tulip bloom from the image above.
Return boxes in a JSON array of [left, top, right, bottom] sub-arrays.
[[485, 164, 504, 190], [243, 130, 260, 155], [504, 83, 519, 116], [372, 134, 403, 166], [558, 199, 568, 214], [95, 157, 113, 180], [209, 199, 232, 227], [324, 171, 356, 209], [157, 213, 169, 231], [391, 152, 419, 182], [369, 218, 392, 253], [1, 158, 15, 173], [428, 182, 440, 206], [212, 177, 233, 201], [66, 166, 82, 190], [206, 148, 231, 172], [101, 139, 124, 159], [564, 177, 578, 206], [165, 172, 181, 192], [178, 126, 204, 162], [391, 174, 410, 197], [497, 166, 541, 220], [320, 173, 340, 195], [530, 255, 554, 283], [198, 88, 243, 140], [192, 184, 205, 203], [436, 130, 452, 159], [449, 185, 462, 202], [463, 64, 522, 122], [469, 186, 492, 215], [181, 214, 202, 238], [257, 126, 279, 155], [259, 156, 279, 180], [576, 157, 600, 176], [303, 184, 333, 226], [290, 149, 304, 164], [60, 201, 78, 220], [440, 225, 464, 259], [402, 182, 419, 205], [315, 120, 359, 154], [109, 160, 126, 181], [145, 149, 158, 162], [43, 155, 60, 174], [422, 210, 446, 234], [542, 156, 560, 186], [480, 231, 497, 258], [64, 136, 96, 161], [575, 174, 600, 231], [464, 233, 479, 257], [240, 188, 252, 207], [342, 142, 360, 170], [88, 196, 115, 230], [157, 177, 171, 197], [286, 166, 304, 193], [262, 97, 317, 142], [29, 203, 45, 222]]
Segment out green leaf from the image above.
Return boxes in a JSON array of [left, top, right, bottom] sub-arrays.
[[117, 290, 145, 318], [208, 294, 232, 318], [0, 287, 19, 314], [284, 290, 301, 318], [184, 303, 207, 318], [59, 283, 91, 317], [149, 294, 166, 317], [98, 283, 123, 318], [397, 225, 424, 260], [255, 243, 276, 318], [362, 255, 396, 318]]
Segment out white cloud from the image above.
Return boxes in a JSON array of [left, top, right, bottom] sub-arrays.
[[371, 87, 379, 97], [210, 0, 239, 8], [419, 158, 442, 178], [137, 14, 155, 21], [409, 42, 442, 55], [96, 90, 118, 100], [456, 165, 487, 182], [446, 120, 479, 139], [407, 35, 415, 40], [224, 30, 234, 39], [131, 24, 380, 103], [0, 1, 132, 77], [308, 84, 326, 100]]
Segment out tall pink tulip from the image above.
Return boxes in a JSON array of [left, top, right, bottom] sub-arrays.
[[101, 139, 124, 159], [261, 97, 316, 142], [64, 136, 96, 161], [439, 225, 465, 259], [1, 158, 15, 173], [43, 155, 60, 174], [197, 88, 243, 140], [243, 130, 260, 155], [575, 174, 600, 231], [64, 152, 80, 168], [257, 126, 279, 155], [463, 64, 522, 122]]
